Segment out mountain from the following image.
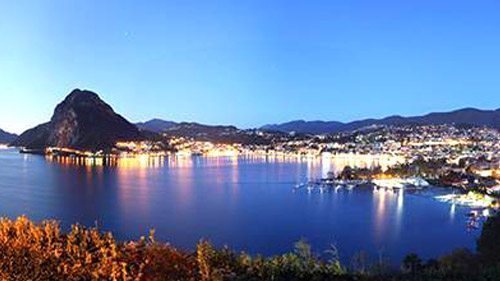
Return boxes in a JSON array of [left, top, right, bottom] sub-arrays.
[[0, 128, 17, 144], [163, 122, 242, 142], [136, 119, 177, 133], [262, 108, 500, 134], [11, 89, 143, 151], [262, 120, 344, 135], [9, 123, 51, 149], [162, 122, 281, 145]]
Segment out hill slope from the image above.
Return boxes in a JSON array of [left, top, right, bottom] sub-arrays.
[[0, 129, 18, 144]]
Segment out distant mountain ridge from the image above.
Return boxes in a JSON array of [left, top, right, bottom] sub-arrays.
[[261, 120, 345, 135], [0, 128, 17, 144], [12, 89, 143, 150], [155, 122, 285, 145], [162, 122, 243, 143], [262, 108, 500, 134], [136, 119, 177, 133]]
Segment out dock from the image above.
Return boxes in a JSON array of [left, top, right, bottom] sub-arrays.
[[294, 175, 429, 193]]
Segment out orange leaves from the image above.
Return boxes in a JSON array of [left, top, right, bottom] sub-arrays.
[[0, 216, 144, 280], [0, 216, 346, 280]]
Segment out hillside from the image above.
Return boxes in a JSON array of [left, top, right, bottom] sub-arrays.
[[263, 108, 500, 134], [136, 119, 177, 133], [0, 129, 17, 144]]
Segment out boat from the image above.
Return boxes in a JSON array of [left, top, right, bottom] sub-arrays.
[[486, 185, 500, 195], [372, 177, 429, 190], [435, 192, 494, 208], [405, 176, 430, 187], [372, 178, 405, 189], [20, 148, 46, 155]]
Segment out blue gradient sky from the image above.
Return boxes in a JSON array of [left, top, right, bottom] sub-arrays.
[[1, 0, 500, 133]]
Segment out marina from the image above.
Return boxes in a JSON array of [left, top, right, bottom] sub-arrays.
[[435, 192, 499, 209], [294, 173, 430, 193], [295, 174, 499, 222]]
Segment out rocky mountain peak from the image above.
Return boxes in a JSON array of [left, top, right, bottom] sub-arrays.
[[12, 89, 143, 151]]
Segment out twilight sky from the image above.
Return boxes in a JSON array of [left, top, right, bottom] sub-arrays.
[[1, 0, 500, 134]]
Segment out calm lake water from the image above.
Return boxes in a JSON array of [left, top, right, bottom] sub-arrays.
[[0, 149, 478, 264]]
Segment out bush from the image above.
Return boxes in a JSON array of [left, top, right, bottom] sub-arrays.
[[401, 253, 422, 274], [0, 216, 499, 280], [195, 240, 345, 281], [0, 217, 348, 281], [477, 213, 500, 265], [0, 216, 145, 280], [0, 216, 197, 281], [437, 248, 480, 274]]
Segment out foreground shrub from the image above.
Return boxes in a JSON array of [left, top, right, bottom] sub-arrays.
[[0, 217, 347, 281], [0, 216, 145, 280], [195, 240, 345, 281], [438, 248, 480, 274], [0, 216, 499, 280], [477, 213, 500, 265], [140, 238, 197, 281]]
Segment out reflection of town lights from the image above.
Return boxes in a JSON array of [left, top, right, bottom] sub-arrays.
[[450, 204, 456, 220], [138, 154, 149, 165], [205, 149, 239, 157], [397, 189, 404, 213]]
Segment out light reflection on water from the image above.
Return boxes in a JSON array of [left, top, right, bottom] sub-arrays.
[[45, 153, 403, 175], [0, 150, 477, 264]]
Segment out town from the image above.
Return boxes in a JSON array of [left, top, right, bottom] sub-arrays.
[[41, 123, 500, 199]]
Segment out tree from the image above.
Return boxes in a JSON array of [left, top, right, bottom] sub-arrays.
[[339, 166, 355, 180], [439, 248, 478, 273], [477, 213, 500, 265], [401, 253, 422, 274]]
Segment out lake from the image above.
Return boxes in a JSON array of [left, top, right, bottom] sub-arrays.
[[0, 149, 478, 264]]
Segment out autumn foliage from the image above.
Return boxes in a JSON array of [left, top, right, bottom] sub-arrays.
[[0, 216, 195, 280], [0, 216, 344, 281], [0, 216, 499, 281]]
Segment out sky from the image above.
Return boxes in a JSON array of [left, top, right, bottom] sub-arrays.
[[1, 0, 500, 134]]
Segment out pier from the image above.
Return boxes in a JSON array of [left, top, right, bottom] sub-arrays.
[[294, 175, 430, 193]]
